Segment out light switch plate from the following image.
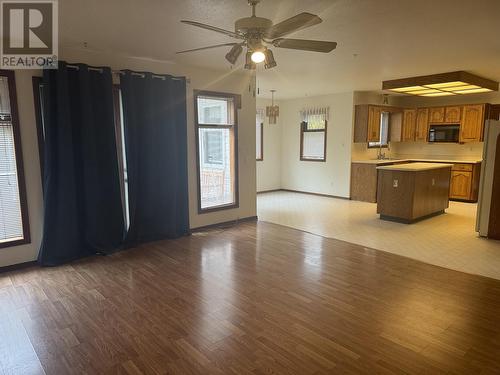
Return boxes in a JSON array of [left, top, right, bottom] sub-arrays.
[[393, 179, 398, 188]]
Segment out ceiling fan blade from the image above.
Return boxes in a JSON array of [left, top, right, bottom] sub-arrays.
[[266, 12, 322, 39], [181, 20, 244, 39], [273, 38, 337, 53], [176, 43, 239, 54]]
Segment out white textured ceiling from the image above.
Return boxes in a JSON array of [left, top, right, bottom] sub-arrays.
[[60, 0, 500, 99]]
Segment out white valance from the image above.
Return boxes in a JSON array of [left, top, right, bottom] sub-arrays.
[[300, 107, 330, 122]]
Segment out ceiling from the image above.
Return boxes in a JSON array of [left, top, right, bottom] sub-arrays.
[[60, 0, 500, 99]]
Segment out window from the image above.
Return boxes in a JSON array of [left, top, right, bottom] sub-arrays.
[[256, 108, 264, 161], [203, 130, 223, 165], [112, 86, 130, 229], [195, 91, 239, 212], [0, 70, 30, 248], [32, 77, 45, 180], [300, 113, 327, 162], [368, 111, 390, 148]]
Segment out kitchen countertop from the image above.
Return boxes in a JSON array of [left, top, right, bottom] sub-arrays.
[[352, 158, 482, 165], [377, 162, 453, 172]]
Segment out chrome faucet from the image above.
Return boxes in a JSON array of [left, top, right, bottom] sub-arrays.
[[377, 146, 386, 160]]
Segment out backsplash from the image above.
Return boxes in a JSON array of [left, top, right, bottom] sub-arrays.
[[351, 141, 484, 161], [390, 141, 484, 161]]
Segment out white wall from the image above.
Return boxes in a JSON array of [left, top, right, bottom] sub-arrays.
[[256, 98, 281, 192], [0, 49, 257, 267], [280, 92, 354, 198]]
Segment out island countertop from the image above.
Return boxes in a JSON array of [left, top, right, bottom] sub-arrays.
[[376, 162, 453, 172]]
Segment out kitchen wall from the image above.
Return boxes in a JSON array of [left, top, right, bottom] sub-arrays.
[[256, 97, 282, 192], [0, 48, 257, 268], [280, 92, 354, 198]]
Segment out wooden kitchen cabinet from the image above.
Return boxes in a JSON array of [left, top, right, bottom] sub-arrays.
[[415, 108, 429, 141], [368, 106, 382, 142], [354, 105, 401, 143], [402, 109, 417, 141], [429, 107, 445, 123], [460, 104, 485, 143], [445, 106, 462, 123], [449, 171, 472, 200], [449, 163, 481, 201]]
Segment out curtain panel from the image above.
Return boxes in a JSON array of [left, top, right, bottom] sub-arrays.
[[38, 62, 125, 265], [120, 71, 189, 245]]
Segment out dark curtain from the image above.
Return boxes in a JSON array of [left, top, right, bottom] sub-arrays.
[[38, 62, 125, 266], [120, 71, 189, 245]]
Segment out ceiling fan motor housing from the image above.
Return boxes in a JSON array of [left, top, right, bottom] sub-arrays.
[[235, 17, 272, 36]]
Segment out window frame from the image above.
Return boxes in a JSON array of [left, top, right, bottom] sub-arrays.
[[256, 120, 263, 161], [0, 69, 30, 249], [194, 90, 240, 214], [32, 77, 45, 183], [300, 120, 328, 162]]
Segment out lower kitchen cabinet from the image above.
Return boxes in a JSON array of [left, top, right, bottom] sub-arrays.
[[450, 171, 472, 200], [351, 161, 481, 203], [449, 163, 481, 202]]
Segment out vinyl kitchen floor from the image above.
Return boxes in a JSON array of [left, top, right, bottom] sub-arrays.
[[257, 191, 500, 280]]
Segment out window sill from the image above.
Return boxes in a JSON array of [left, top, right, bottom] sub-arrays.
[[300, 157, 326, 162], [198, 202, 239, 214], [0, 237, 30, 250]]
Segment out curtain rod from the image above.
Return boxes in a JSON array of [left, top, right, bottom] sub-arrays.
[[65, 64, 190, 82]]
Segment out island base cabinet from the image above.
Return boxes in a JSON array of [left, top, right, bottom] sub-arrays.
[[377, 167, 451, 223]]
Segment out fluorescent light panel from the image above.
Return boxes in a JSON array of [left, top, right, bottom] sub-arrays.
[[421, 92, 456, 97], [383, 71, 498, 97]]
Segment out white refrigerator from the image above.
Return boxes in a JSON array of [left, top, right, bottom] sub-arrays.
[[476, 120, 500, 237]]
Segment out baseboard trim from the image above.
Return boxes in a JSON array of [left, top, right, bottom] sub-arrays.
[[191, 216, 258, 232], [0, 260, 37, 274], [280, 189, 350, 200], [257, 189, 282, 194]]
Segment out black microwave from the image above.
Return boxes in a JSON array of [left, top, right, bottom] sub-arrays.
[[428, 124, 460, 143]]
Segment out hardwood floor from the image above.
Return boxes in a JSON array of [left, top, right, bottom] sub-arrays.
[[1, 221, 500, 374]]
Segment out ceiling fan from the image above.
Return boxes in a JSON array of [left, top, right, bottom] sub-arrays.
[[177, 0, 337, 69]]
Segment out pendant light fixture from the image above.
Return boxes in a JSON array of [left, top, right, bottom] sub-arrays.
[[266, 90, 279, 124]]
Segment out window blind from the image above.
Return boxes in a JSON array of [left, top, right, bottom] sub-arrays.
[[0, 124, 23, 242], [0, 77, 23, 243]]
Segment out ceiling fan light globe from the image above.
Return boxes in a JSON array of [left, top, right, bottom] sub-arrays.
[[251, 51, 266, 63]]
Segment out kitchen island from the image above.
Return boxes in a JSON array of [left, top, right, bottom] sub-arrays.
[[376, 163, 453, 223]]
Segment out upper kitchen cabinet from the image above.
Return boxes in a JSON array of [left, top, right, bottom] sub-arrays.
[[415, 108, 429, 141], [445, 106, 462, 123], [402, 109, 417, 141], [429, 107, 445, 123], [460, 104, 485, 143], [354, 105, 400, 143], [367, 106, 382, 142]]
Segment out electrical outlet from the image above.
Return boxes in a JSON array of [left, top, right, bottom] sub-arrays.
[[432, 178, 436, 186], [393, 179, 398, 188]]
